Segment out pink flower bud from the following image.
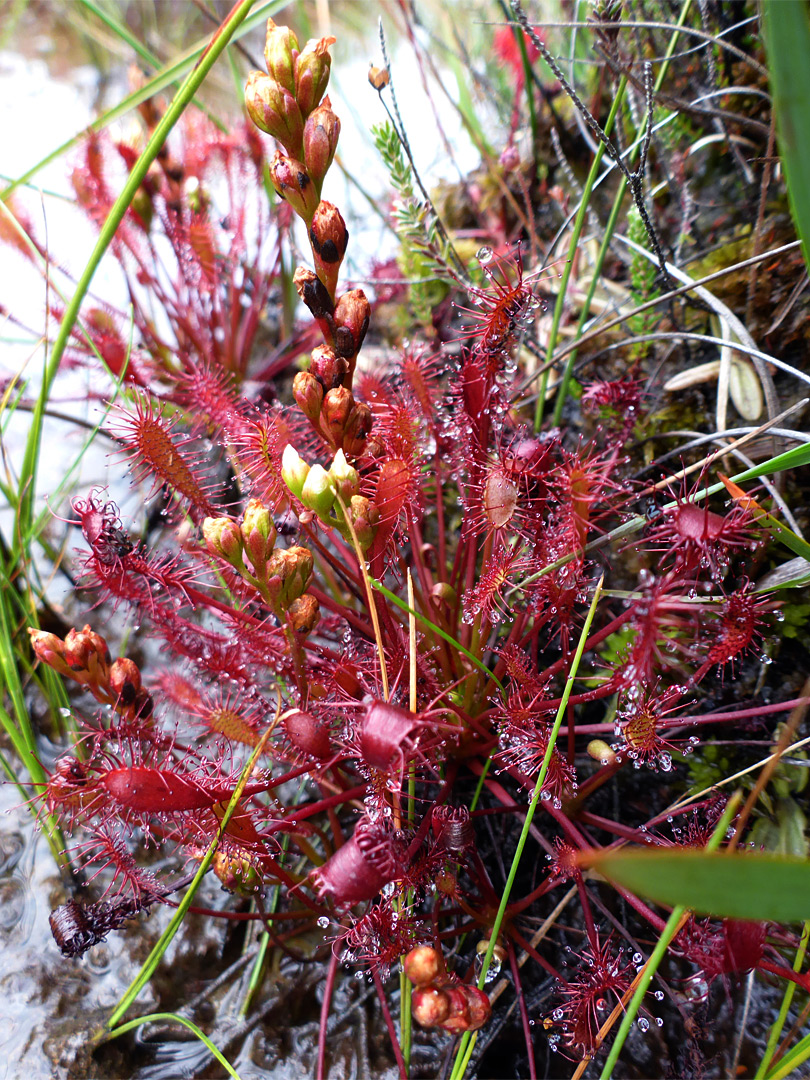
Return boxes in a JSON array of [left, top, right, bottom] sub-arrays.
[[28, 629, 71, 678], [294, 34, 336, 117], [412, 987, 450, 1027], [438, 987, 473, 1034], [293, 267, 335, 321], [346, 495, 380, 552], [269, 152, 319, 224], [265, 545, 314, 610], [309, 201, 348, 299], [240, 499, 277, 571], [292, 370, 324, 423], [321, 386, 354, 447], [403, 945, 443, 987], [63, 626, 110, 683], [109, 658, 142, 704], [342, 403, 373, 458], [309, 344, 347, 389], [203, 516, 245, 566], [303, 96, 340, 192], [333, 289, 370, 360], [244, 72, 304, 158], [263, 18, 299, 95]]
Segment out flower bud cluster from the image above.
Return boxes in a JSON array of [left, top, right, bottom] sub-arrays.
[[293, 347, 373, 456], [244, 20, 336, 166], [281, 446, 380, 551], [246, 19, 370, 382], [404, 945, 492, 1034], [203, 499, 319, 629], [28, 626, 153, 720]]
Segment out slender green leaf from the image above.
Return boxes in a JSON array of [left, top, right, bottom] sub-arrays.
[[583, 848, 810, 923], [599, 797, 741, 1080], [106, 721, 274, 1028], [449, 578, 604, 1080], [105, 1012, 242, 1080], [762, 0, 810, 274], [14, 0, 260, 550]]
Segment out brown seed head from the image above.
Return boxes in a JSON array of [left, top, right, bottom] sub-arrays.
[[288, 593, 321, 635]]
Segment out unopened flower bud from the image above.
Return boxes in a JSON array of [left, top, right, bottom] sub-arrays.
[[293, 370, 324, 423], [439, 987, 472, 1034], [294, 34, 336, 117], [64, 626, 110, 683], [269, 151, 319, 224], [329, 449, 360, 500], [28, 629, 71, 678], [321, 386, 354, 446], [346, 495, 380, 551], [263, 19, 299, 94], [412, 986, 450, 1028], [288, 593, 320, 634], [309, 201, 348, 299], [303, 96, 340, 193], [403, 945, 442, 987], [212, 848, 263, 896], [342, 402, 373, 458], [333, 288, 370, 359], [281, 445, 311, 500], [499, 144, 521, 172], [293, 267, 335, 320], [241, 499, 277, 571], [266, 545, 314, 609], [300, 463, 336, 518], [130, 186, 153, 231], [460, 986, 491, 1032], [244, 72, 305, 158], [309, 344, 347, 389], [587, 738, 617, 765], [109, 658, 142, 704], [203, 516, 245, 567]]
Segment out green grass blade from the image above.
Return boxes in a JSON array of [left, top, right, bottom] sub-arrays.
[[762, 1, 810, 274], [104, 1012, 242, 1079], [76, 0, 228, 131], [765, 1028, 810, 1080], [582, 848, 810, 923], [449, 577, 604, 1080], [545, 81, 626, 429], [598, 796, 741, 1080], [106, 723, 274, 1029], [369, 575, 504, 691], [756, 920, 810, 1078], [13, 0, 259, 551]]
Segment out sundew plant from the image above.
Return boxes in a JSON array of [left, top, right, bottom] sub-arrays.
[[4, 2, 810, 1078]]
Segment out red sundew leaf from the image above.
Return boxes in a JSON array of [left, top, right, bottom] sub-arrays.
[[367, 458, 413, 568]]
